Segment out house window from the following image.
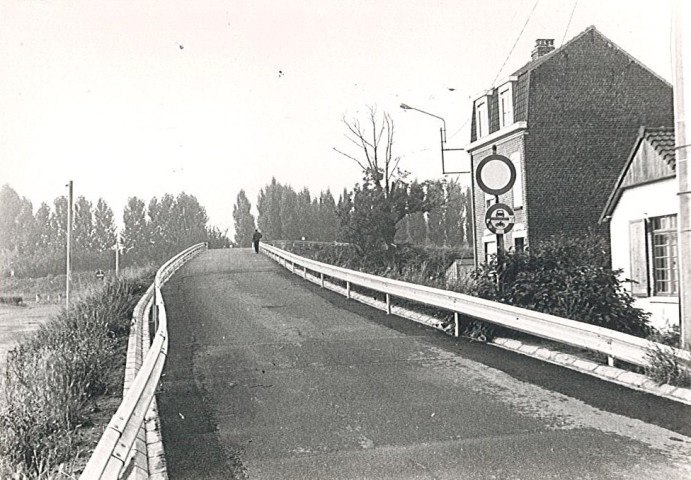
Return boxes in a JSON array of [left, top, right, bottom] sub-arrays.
[[475, 99, 488, 138], [514, 237, 525, 251], [484, 239, 497, 264], [499, 86, 513, 128], [485, 194, 495, 209], [650, 215, 678, 295]]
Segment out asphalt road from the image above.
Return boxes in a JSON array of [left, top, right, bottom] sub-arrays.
[[157, 249, 691, 479]]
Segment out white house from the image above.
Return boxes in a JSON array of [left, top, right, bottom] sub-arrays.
[[600, 126, 678, 331]]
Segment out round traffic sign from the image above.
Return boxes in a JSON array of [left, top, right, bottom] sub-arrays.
[[476, 154, 516, 196], [485, 203, 515, 234]]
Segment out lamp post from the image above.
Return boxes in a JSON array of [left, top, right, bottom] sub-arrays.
[[400, 101, 476, 263], [400, 103, 467, 175]]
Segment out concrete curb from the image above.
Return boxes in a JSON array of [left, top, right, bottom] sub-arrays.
[[145, 397, 168, 480], [491, 336, 691, 405], [294, 269, 691, 406]]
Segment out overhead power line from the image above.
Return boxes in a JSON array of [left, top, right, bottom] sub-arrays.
[[491, 0, 541, 86], [562, 0, 579, 45]]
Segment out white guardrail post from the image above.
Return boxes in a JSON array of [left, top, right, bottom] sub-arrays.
[[259, 243, 691, 370], [81, 243, 207, 480]]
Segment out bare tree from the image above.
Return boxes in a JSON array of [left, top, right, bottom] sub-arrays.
[[333, 106, 402, 196], [334, 106, 440, 257]]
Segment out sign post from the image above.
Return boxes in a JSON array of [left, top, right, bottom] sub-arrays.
[[476, 154, 516, 254]]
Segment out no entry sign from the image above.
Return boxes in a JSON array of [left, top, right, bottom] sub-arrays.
[[476, 154, 516, 196], [485, 203, 515, 234]]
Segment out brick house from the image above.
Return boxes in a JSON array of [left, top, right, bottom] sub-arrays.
[[465, 26, 674, 264], [600, 126, 678, 330]]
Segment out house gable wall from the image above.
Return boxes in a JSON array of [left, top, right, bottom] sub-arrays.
[[621, 140, 675, 188], [522, 29, 673, 247]]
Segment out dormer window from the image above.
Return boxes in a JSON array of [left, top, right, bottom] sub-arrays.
[[498, 81, 515, 128], [475, 98, 488, 138]]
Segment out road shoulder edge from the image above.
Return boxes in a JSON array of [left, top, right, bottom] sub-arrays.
[[293, 269, 691, 406]]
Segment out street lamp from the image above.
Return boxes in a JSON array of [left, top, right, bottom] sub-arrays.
[[400, 103, 447, 144], [401, 102, 475, 268], [400, 103, 467, 174]]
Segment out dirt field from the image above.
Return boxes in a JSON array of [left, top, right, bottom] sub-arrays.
[[0, 302, 60, 369]]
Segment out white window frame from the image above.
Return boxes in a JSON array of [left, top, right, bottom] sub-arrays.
[[475, 97, 489, 139], [498, 83, 514, 128], [649, 215, 679, 296]]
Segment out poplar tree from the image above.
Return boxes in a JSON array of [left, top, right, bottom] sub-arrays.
[[122, 196, 149, 264], [73, 196, 94, 253], [296, 188, 313, 240], [280, 187, 300, 240], [34, 203, 52, 251], [93, 198, 117, 253], [317, 190, 338, 241], [233, 190, 256, 247], [257, 178, 283, 240], [0, 184, 23, 252]]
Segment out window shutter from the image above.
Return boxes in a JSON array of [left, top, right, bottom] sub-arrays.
[[629, 219, 649, 297]]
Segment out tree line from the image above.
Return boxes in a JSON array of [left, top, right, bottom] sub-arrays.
[[0, 184, 229, 278], [232, 176, 472, 250], [232, 179, 339, 247], [231, 108, 473, 259]]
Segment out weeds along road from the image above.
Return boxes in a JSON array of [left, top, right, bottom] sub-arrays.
[[157, 249, 691, 480]]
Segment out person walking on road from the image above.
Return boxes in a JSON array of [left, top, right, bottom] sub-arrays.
[[252, 229, 263, 253]]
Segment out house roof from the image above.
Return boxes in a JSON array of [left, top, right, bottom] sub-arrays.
[[510, 25, 671, 87], [645, 127, 676, 169], [599, 126, 677, 222], [470, 26, 672, 144]]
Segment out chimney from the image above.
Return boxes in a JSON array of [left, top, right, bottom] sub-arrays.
[[531, 39, 555, 60]]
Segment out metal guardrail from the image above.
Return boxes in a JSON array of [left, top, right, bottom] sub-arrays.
[[81, 243, 207, 480], [260, 243, 691, 369], [265, 240, 351, 248]]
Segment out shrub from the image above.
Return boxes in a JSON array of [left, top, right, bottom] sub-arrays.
[[469, 233, 652, 338]]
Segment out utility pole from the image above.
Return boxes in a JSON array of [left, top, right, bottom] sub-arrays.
[[66, 180, 73, 309], [673, 0, 691, 349]]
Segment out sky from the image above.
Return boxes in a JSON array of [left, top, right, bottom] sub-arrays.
[[0, 0, 676, 236]]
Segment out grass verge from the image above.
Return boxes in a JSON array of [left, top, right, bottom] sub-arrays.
[[0, 268, 153, 479]]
